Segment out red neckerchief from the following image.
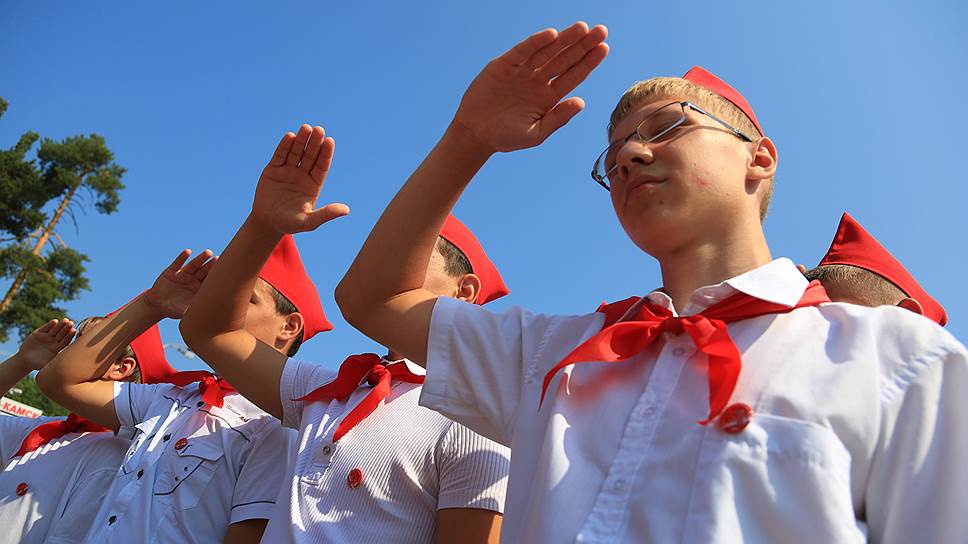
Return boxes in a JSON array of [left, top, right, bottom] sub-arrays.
[[541, 281, 831, 424], [168, 371, 236, 408], [296, 353, 425, 442], [11, 413, 109, 459]]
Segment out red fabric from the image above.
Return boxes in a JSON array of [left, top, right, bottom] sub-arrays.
[[129, 324, 179, 384], [819, 212, 947, 326], [541, 281, 831, 424], [439, 215, 509, 305], [11, 413, 109, 459], [296, 353, 425, 442], [259, 234, 333, 341], [683, 66, 764, 137], [167, 371, 237, 408]]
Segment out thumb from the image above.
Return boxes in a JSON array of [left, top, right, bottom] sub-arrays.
[[303, 203, 350, 231], [538, 97, 585, 143]]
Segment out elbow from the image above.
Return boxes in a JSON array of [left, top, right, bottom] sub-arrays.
[[178, 317, 204, 352], [35, 363, 61, 399], [335, 276, 370, 330]]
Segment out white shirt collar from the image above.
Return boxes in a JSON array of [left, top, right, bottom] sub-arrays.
[[382, 357, 427, 377], [640, 258, 808, 317]]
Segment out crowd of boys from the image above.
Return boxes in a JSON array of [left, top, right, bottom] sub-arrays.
[[0, 21, 963, 544]]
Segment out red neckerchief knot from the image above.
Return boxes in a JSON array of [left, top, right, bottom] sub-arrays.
[[541, 281, 831, 425], [12, 413, 109, 459], [296, 353, 425, 442], [168, 370, 236, 408]]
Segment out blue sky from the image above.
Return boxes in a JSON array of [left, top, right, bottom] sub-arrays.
[[2, 1, 966, 370]]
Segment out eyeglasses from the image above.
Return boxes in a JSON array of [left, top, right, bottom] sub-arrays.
[[591, 101, 754, 191]]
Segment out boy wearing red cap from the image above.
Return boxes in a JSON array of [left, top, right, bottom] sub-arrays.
[[38, 249, 298, 543], [336, 22, 968, 543], [805, 212, 948, 325], [0, 317, 164, 543], [178, 125, 510, 543]]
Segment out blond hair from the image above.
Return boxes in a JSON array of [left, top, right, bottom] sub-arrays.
[[608, 77, 772, 221]]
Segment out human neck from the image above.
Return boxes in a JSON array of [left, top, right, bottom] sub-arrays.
[[656, 223, 772, 313]]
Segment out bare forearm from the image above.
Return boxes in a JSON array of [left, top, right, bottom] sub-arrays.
[[337, 122, 492, 318], [0, 354, 30, 397], [182, 216, 280, 349]]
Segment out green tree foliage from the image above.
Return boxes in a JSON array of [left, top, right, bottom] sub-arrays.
[[0, 96, 125, 343], [5, 375, 69, 417]]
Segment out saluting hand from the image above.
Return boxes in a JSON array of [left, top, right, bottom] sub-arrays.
[[146, 249, 217, 319], [17, 318, 76, 371], [252, 125, 350, 235], [452, 22, 608, 154]]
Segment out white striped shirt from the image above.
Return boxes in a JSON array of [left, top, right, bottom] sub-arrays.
[[0, 415, 129, 544], [261, 357, 509, 544]]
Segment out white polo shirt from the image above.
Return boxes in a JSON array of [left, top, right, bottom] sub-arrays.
[[421, 258, 968, 543], [0, 415, 129, 544], [83, 382, 295, 543], [260, 357, 510, 544]]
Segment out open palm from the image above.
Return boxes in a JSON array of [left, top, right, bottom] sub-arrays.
[[146, 249, 217, 319], [253, 125, 349, 234], [453, 22, 608, 153], [18, 318, 76, 371]]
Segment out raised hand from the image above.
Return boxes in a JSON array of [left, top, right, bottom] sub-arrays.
[[452, 22, 608, 153], [252, 125, 350, 234], [145, 249, 217, 319], [17, 318, 76, 371]]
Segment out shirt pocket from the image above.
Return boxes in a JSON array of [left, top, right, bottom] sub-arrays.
[[682, 413, 864, 544], [152, 435, 225, 510]]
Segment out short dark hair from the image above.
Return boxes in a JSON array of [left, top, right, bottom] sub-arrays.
[[436, 236, 472, 277], [803, 264, 905, 306], [264, 284, 304, 357]]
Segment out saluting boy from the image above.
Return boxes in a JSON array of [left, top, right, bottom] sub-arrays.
[[179, 127, 511, 543], [335, 22, 968, 543], [37, 245, 314, 543], [804, 211, 947, 325], [0, 317, 169, 543]]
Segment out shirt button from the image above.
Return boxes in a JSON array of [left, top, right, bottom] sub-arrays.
[[15, 482, 28, 496], [108, 515, 117, 525], [174, 438, 188, 450], [162, 434, 171, 442], [322, 445, 332, 455], [347, 468, 364, 489], [718, 403, 754, 434], [137, 469, 144, 479], [197, 401, 204, 407], [672, 347, 686, 357]]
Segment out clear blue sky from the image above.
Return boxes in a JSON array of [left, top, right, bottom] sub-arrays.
[[2, 1, 966, 370]]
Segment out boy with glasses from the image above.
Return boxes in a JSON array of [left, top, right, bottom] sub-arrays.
[[336, 21, 968, 543]]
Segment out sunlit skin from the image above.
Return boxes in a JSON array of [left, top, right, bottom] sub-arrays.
[[244, 278, 302, 355]]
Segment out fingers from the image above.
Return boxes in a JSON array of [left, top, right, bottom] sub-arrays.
[[525, 21, 589, 70], [496, 27, 558, 67], [304, 203, 350, 231], [270, 132, 296, 167], [51, 319, 75, 344], [539, 24, 608, 80], [181, 249, 213, 277], [300, 126, 327, 171], [539, 97, 586, 142], [286, 125, 313, 167], [196, 255, 218, 281], [550, 41, 609, 98], [309, 137, 336, 182], [37, 319, 57, 334], [166, 249, 192, 273]]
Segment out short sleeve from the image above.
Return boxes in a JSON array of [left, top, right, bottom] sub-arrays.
[[866, 336, 968, 543], [279, 358, 338, 430], [230, 418, 297, 523], [0, 416, 62, 465], [435, 422, 510, 513], [113, 381, 176, 437], [420, 297, 598, 446]]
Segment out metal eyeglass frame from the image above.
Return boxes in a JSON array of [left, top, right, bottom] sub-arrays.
[[590, 101, 754, 191]]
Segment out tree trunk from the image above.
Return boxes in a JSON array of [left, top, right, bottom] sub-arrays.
[[0, 183, 80, 314]]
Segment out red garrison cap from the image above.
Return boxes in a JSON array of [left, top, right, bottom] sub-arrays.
[[683, 66, 764, 136], [259, 234, 332, 341], [438, 215, 509, 305], [130, 324, 179, 384], [819, 212, 947, 326]]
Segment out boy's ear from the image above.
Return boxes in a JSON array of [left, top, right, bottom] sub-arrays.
[[897, 297, 925, 316], [747, 136, 777, 181], [104, 356, 139, 382], [455, 273, 482, 304], [280, 312, 305, 343]]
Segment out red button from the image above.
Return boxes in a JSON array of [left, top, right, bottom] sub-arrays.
[[174, 438, 188, 450], [16, 482, 28, 496], [718, 403, 754, 434], [347, 468, 364, 489]]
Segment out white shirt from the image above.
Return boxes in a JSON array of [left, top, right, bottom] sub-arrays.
[[420, 258, 968, 544], [82, 382, 295, 544], [261, 357, 510, 544], [0, 415, 129, 544]]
